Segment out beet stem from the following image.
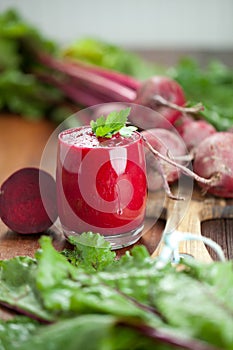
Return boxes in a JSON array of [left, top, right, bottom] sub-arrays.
[[37, 53, 136, 103], [37, 73, 109, 106], [156, 158, 184, 200], [66, 59, 140, 91], [153, 95, 204, 114], [142, 136, 215, 186]]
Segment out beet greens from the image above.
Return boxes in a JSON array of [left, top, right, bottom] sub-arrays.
[[0, 233, 232, 349]]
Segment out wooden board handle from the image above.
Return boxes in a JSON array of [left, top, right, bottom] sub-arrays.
[[152, 198, 213, 263]]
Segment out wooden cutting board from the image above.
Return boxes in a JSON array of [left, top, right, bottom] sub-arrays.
[[147, 189, 233, 262]]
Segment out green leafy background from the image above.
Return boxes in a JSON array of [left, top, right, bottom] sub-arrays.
[[0, 9, 233, 129]]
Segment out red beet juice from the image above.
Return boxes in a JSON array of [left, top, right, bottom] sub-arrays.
[[56, 126, 147, 248]]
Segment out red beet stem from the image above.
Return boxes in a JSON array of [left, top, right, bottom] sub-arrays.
[[37, 73, 111, 106], [153, 95, 204, 114], [37, 53, 136, 103], [66, 59, 140, 91], [36, 52, 200, 128]]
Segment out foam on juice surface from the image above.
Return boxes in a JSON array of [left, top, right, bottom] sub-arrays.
[[60, 127, 139, 148]]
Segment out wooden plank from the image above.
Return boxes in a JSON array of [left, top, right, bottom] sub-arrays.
[[202, 219, 233, 261]]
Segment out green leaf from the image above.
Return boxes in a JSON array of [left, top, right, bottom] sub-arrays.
[[0, 9, 62, 120], [0, 314, 160, 350], [16, 315, 118, 350], [0, 316, 40, 350], [119, 125, 138, 137], [35, 236, 77, 290], [0, 256, 53, 321], [105, 108, 129, 127], [153, 267, 233, 348], [0, 38, 21, 70], [170, 57, 233, 131], [95, 125, 113, 138], [62, 37, 163, 80], [1, 234, 233, 349], [114, 245, 151, 269], [0, 9, 57, 53], [181, 258, 233, 313], [63, 232, 116, 272], [90, 107, 137, 138], [90, 115, 105, 132]]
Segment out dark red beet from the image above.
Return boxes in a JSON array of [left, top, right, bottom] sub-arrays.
[[134, 76, 186, 128], [0, 168, 58, 233], [142, 128, 187, 191], [193, 132, 233, 198]]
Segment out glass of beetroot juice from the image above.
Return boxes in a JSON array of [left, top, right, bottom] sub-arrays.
[[56, 123, 147, 249]]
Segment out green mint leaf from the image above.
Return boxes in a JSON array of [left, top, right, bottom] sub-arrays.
[[105, 108, 129, 127], [95, 125, 114, 138], [119, 125, 138, 138], [90, 116, 106, 133], [91, 107, 131, 138]]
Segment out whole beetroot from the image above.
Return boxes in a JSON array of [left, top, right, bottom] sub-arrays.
[[134, 76, 186, 128], [176, 118, 216, 151], [0, 168, 58, 233], [193, 132, 233, 198]]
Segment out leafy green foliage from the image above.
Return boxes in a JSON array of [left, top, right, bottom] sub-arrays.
[[0, 69, 63, 118], [90, 107, 137, 138], [0, 9, 68, 120], [0, 233, 233, 349], [0, 9, 56, 54], [170, 58, 233, 130], [62, 37, 163, 80], [1, 9, 232, 129], [0, 315, 159, 350]]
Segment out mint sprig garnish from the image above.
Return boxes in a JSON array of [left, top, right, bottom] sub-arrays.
[[90, 107, 137, 138]]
